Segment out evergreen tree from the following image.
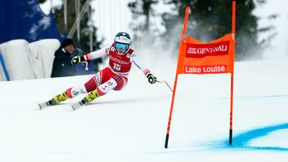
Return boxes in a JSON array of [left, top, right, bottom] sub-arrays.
[[128, 0, 159, 48], [163, 0, 268, 60], [128, 0, 158, 33], [129, 0, 273, 61]]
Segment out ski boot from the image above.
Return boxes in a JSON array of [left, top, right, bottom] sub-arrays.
[[71, 89, 100, 110], [39, 92, 69, 109]]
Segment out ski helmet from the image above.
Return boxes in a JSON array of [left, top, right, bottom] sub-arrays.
[[114, 32, 131, 51]]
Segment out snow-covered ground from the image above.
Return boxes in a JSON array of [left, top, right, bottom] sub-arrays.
[[0, 57, 288, 162], [1, 1, 287, 161]]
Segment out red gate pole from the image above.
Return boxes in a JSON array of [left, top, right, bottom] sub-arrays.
[[229, 0, 236, 145], [164, 6, 190, 149]]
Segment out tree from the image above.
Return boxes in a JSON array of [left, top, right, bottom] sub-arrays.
[[128, 0, 160, 51], [128, 0, 158, 33], [164, 0, 270, 60], [40, 0, 103, 53], [129, 0, 273, 61]]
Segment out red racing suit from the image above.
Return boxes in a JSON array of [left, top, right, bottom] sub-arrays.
[[65, 43, 151, 98]]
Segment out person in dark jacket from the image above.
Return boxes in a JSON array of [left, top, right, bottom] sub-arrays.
[[51, 38, 76, 77]]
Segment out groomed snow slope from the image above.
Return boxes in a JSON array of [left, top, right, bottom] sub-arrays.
[[0, 59, 288, 162]]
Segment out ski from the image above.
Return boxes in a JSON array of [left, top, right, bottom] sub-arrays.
[[71, 99, 88, 110], [38, 100, 55, 110], [38, 102, 50, 109], [39, 98, 90, 110]]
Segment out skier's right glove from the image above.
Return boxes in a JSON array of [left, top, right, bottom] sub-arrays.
[[71, 56, 84, 65], [146, 73, 157, 84]]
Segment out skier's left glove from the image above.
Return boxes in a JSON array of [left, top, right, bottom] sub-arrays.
[[146, 73, 157, 84]]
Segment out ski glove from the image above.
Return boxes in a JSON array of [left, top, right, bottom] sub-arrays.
[[71, 56, 83, 65], [147, 73, 157, 84]]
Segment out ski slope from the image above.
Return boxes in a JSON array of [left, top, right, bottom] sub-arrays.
[[0, 58, 288, 162]]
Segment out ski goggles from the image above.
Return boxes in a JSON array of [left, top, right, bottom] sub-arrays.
[[115, 42, 129, 51]]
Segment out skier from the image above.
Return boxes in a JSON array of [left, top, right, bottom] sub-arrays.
[[39, 32, 157, 110]]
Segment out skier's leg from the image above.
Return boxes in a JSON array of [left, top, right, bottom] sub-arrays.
[[82, 75, 127, 103], [48, 72, 102, 105], [83, 77, 118, 102], [71, 75, 128, 109], [112, 75, 128, 91], [65, 74, 100, 99], [40, 70, 108, 108], [64, 69, 107, 98], [46, 84, 86, 105]]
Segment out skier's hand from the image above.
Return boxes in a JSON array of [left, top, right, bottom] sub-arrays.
[[71, 56, 81, 65], [147, 73, 157, 84]]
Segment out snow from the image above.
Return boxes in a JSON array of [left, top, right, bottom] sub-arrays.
[[1, 0, 288, 161], [39, 0, 63, 15], [0, 57, 288, 162], [253, 0, 288, 59]]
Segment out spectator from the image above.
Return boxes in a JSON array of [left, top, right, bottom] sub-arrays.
[[51, 38, 76, 77]]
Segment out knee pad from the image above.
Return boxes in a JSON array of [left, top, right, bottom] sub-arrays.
[[67, 85, 87, 98], [97, 78, 117, 95]]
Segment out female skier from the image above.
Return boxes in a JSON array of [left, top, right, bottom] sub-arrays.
[[39, 32, 157, 110]]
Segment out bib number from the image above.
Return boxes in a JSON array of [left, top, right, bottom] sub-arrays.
[[113, 63, 121, 71]]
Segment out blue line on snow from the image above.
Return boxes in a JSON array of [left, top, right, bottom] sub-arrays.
[[215, 123, 288, 151]]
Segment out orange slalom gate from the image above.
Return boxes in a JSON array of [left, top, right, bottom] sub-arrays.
[[164, 0, 236, 148]]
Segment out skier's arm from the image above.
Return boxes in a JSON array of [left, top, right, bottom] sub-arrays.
[[131, 54, 157, 84], [71, 46, 109, 64], [83, 46, 109, 60]]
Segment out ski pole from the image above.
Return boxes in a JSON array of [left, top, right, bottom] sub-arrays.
[[84, 61, 89, 71], [156, 80, 173, 93]]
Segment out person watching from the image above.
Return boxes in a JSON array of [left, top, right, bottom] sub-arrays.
[[51, 38, 76, 77]]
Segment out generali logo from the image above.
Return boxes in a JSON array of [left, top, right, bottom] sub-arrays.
[[186, 41, 230, 58]]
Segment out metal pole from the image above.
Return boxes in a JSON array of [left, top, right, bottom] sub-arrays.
[[74, 0, 78, 38], [88, 3, 93, 52], [64, 0, 67, 33], [78, 0, 81, 43], [67, 0, 89, 38], [75, 0, 80, 43]]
